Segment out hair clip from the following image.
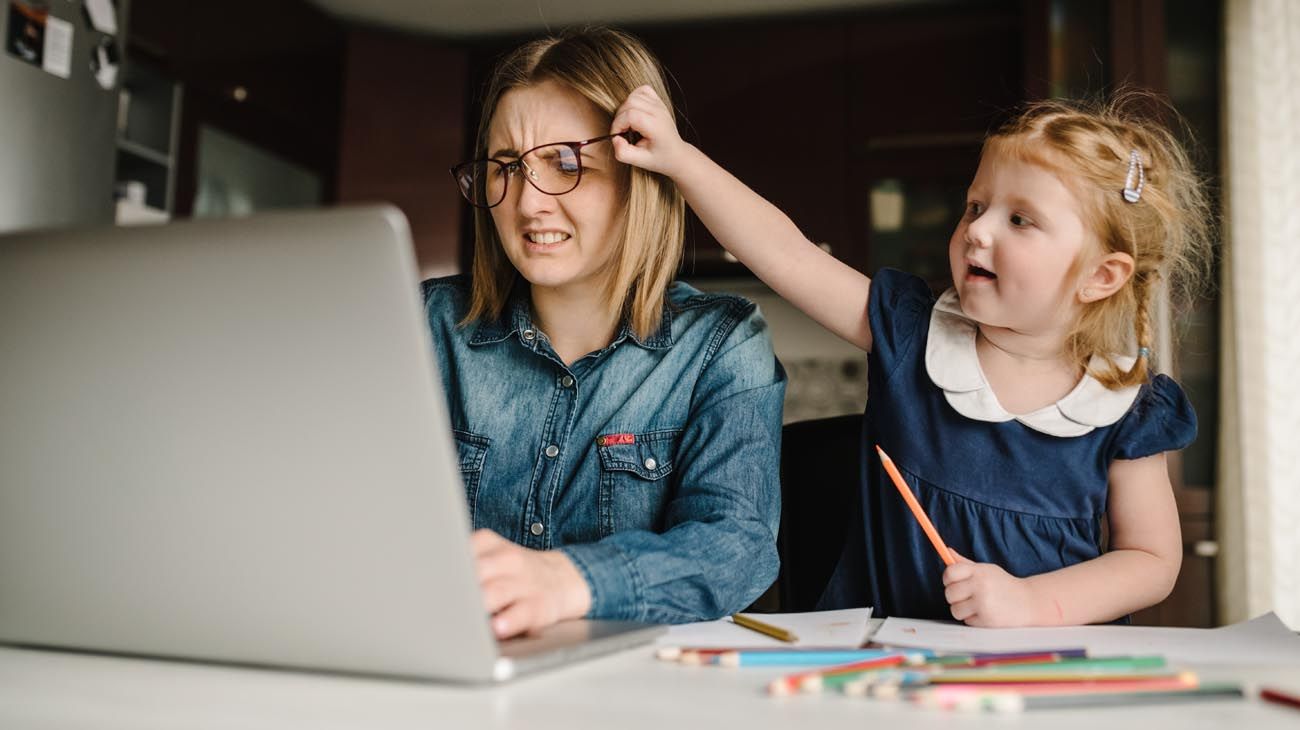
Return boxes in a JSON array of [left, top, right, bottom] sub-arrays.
[[1138, 346, 1151, 359], [1123, 149, 1145, 203]]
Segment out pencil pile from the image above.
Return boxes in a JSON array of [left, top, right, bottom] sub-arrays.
[[764, 648, 1244, 712], [655, 645, 1246, 712]]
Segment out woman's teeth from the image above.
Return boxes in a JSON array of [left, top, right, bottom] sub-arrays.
[[527, 232, 570, 245]]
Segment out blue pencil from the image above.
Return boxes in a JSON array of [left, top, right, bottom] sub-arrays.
[[717, 649, 906, 667]]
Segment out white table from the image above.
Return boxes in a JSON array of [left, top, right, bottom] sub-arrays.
[[3, 640, 1299, 729]]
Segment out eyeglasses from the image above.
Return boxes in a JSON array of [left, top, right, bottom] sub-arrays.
[[450, 132, 634, 209]]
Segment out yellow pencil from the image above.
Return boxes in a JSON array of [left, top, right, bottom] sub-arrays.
[[731, 613, 798, 643]]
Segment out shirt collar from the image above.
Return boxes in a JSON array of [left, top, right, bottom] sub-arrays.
[[468, 283, 674, 350], [925, 288, 1139, 437]]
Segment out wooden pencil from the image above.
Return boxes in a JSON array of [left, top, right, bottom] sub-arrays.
[[875, 444, 954, 565], [730, 613, 798, 643], [1261, 686, 1300, 711]]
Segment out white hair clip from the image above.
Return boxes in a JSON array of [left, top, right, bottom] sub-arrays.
[[1123, 149, 1144, 203]]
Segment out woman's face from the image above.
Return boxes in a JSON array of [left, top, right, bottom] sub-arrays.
[[486, 80, 625, 298]]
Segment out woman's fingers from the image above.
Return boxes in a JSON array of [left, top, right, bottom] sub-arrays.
[[491, 600, 539, 640]]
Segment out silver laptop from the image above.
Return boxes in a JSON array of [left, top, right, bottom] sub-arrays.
[[0, 205, 662, 682]]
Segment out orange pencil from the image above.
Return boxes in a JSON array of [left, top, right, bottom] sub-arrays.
[[876, 445, 955, 566]]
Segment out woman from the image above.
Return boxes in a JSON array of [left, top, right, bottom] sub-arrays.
[[426, 27, 785, 639]]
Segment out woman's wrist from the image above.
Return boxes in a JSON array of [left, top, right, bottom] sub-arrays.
[[547, 550, 593, 620]]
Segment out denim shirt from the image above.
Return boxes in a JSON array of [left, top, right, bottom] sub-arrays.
[[422, 276, 785, 623]]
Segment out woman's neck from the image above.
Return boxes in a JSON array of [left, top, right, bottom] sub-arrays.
[[530, 284, 621, 366]]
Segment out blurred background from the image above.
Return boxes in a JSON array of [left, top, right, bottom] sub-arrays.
[[2, 0, 1293, 632]]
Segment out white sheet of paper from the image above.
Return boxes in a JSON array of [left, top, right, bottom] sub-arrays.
[[871, 612, 1300, 666], [84, 0, 119, 35], [656, 608, 874, 649], [41, 15, 73, 79]]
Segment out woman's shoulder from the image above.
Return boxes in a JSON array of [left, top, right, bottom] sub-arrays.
[[661, 281, 777, 366], [419, 275, 477, 346], [665, 280, 757, 313], [663, 281, 768, 333], [420, 274, 472, 320], [420, 273, 471, 304]]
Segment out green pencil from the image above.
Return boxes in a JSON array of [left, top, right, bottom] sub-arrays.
[[987, 683, 1245, 713]]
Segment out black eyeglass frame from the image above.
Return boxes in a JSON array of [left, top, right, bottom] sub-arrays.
[[449, 131, 637, 209]]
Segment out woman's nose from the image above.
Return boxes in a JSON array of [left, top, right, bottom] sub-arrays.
[[515, 171, 554, 216]]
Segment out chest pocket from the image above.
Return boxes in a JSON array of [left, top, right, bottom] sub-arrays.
[[596, 429, 680, 537], [453, 430, 490, 522]]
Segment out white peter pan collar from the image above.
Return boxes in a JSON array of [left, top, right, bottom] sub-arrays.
[[925, 289, 1140, 437]]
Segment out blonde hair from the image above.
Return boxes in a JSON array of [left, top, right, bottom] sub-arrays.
[[984, 92, 1214, 389], [462, 27, 685, 341]]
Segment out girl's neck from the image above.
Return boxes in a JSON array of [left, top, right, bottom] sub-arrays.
[[976, 324, 1073, 370], [529, 283, 621, 366], [975, 326, 1083, 415]]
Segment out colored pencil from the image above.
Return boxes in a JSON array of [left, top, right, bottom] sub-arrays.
[[730, 613, 797, 643], [875, 444, 954, 565], [716, 649, 898, 668], [984, 683, 1245, 713], [914, 648, 1088, 667], [768, 653, 908, 695], [913, 675, 1202, 710], [1261, 686, 1300, 711], [657, 645, 875, 662], [925, 657, 1168, 683]]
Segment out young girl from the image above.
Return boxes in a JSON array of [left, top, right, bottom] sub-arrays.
[[609, 87, 1212, 626]]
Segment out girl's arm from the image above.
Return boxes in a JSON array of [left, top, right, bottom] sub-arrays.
[[944, 452, 1183, 626], [612, 86, 873, 352]]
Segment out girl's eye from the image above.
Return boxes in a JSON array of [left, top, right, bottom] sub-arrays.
[[1010, 213, 1033, 227], [965, 202, 984, 217]]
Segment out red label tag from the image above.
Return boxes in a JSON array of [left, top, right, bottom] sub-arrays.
[[597, 433, 635, 446]]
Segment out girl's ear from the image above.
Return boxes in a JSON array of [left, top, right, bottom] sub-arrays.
[[1078, 252, 1135, 303]]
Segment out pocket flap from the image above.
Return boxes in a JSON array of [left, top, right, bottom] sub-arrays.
[[453, 430, 489, 473], [596, 429, 677, 480]]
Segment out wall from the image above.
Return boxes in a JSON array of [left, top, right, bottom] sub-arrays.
[[335, 29, 467, 278]]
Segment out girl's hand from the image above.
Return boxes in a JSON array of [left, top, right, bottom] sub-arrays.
[[610, 85, 693, 178], [942, 550, 1044, 627]]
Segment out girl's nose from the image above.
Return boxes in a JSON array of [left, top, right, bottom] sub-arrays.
[[966, 217, 993, 248]]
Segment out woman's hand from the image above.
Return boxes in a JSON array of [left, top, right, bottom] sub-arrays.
[[471, 529, 592, 639], [610, 85, 692, 178], [942, 550, 1044, 627]]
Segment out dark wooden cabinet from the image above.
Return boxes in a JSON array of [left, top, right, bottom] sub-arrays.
[[128, 0, 344, 215]]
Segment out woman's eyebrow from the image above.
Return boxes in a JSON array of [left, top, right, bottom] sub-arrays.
[[489, 146, 520, 159]]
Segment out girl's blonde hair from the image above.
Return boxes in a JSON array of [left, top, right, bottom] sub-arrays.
[[462, 27, 685, 341], [985, 92, 1214, 389]]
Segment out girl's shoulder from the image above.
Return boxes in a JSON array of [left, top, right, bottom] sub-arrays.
[[1110, 374, 1197, 460], [868, 268, 937, 368]]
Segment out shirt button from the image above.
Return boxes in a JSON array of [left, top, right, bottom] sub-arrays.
[[530, 522, 545, 536], [560, 375, 575, 388], [522, 329, 536, 341], [544, 444, 559, 458], [644, 457, 657, 470]]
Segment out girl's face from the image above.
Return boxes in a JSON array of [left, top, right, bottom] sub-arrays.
[[947, 149, 1095, 336], [486, 80, 625, 299]]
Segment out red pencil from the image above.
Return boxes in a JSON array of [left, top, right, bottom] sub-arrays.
[[1261, 687, 1300, 711], [876, 445, 954, 566]]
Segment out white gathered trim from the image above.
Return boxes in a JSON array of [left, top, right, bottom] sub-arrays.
[[924, 289, 1140, 438]]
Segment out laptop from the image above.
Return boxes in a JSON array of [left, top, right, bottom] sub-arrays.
[[0, 205, 662, 682]]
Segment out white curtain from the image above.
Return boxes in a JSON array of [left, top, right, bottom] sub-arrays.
[[1219, 0, 1300, 628]]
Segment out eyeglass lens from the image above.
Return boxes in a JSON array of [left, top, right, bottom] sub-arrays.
[[456, 143, 585, 208]]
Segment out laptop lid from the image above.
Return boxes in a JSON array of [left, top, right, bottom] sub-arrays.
[[0, 206, 510, 681]]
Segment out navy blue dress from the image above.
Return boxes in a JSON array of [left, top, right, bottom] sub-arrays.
[[819, 269, 1197, 620]]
